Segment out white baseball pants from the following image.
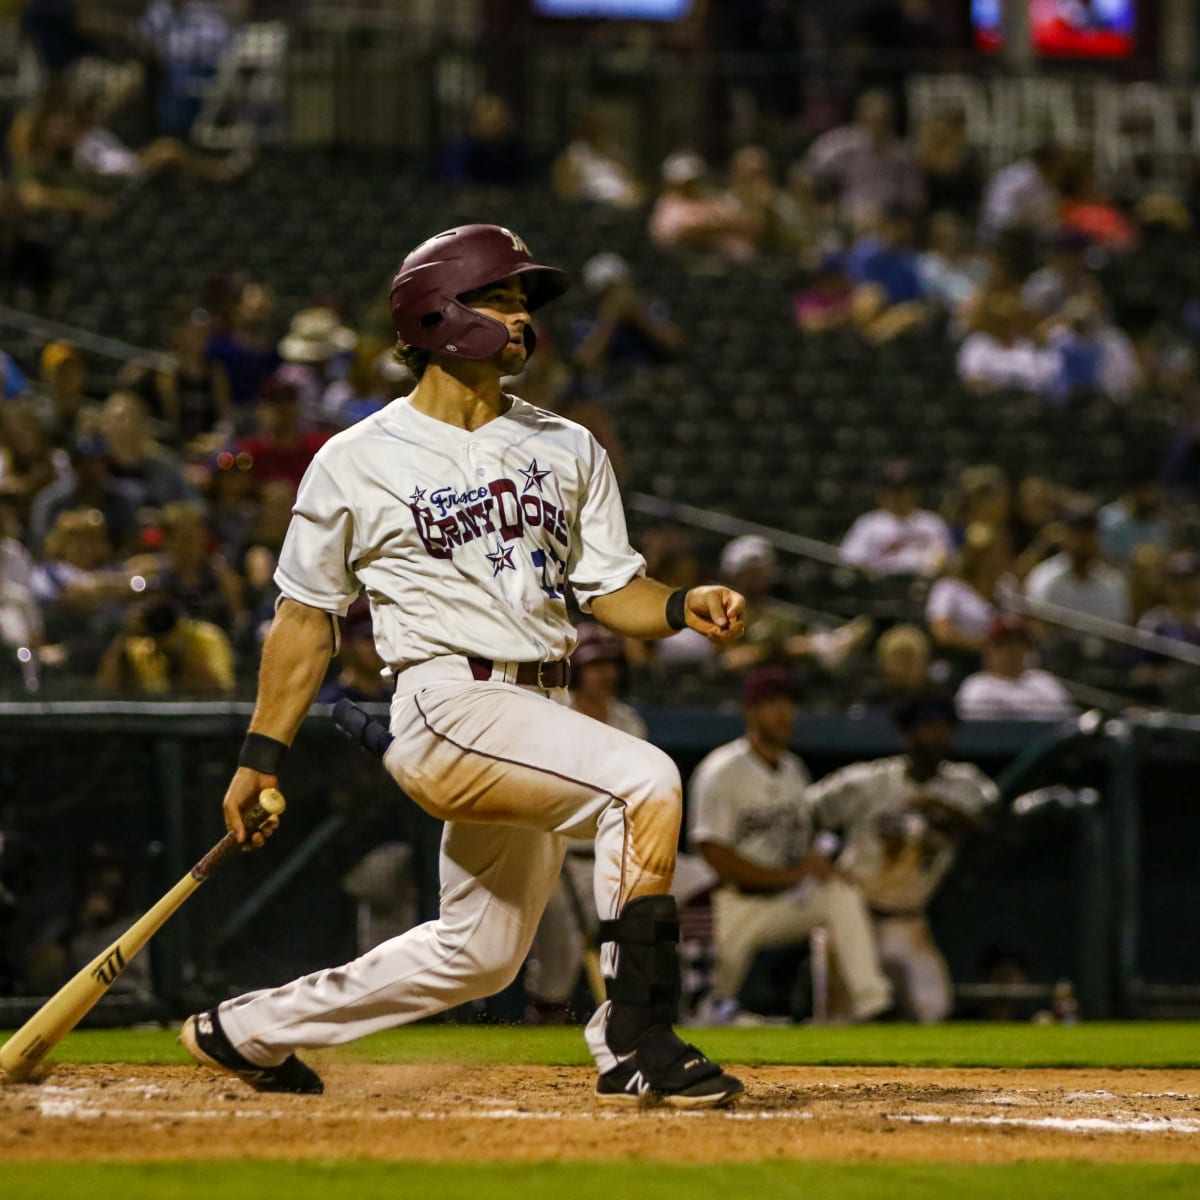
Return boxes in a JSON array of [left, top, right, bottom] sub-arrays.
[[218, 657, 681, 1074], [873, 913, 953, 1023]]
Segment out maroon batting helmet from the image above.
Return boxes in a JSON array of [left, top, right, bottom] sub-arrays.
[[389, 224, 570, 361]]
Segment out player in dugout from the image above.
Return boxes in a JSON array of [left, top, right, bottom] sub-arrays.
[[180, 224, 747, 1108]]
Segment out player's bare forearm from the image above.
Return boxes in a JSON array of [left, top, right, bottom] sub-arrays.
[[699, 842, 807, 893], [249, 598, 335, 743], [590, 577, 745, 644]]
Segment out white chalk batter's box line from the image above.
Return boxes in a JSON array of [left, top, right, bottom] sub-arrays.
[[886, 1113, 1200, 1135]]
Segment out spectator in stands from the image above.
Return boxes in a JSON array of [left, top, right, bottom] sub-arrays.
[[808, 691, 998, 1022], [727, 144, 787, 249], [926, 522, 1011, 658], [956, 616, 1076, 721], [0, 351, 27, 402], [98, 391, 196, 510], [205, 279, 281, 410], [138, 0, 234, 138], [914, 107, 983, 219], [980, 144, 1064, 240], [649, 151, 759, 263], [234, 368, 330, 492], [918, 210, 985, 323], [71, 89, 250, 187], [1098, 472, 1171, 568], [1057, 157, 1138, 252], [0, 405, 59, 522], [30, 508, 132, 635], [551, 107, 642, 210], [956, 292, 1059, 398], [688, 667, 891, 1025], [154, 301, 232, 449], [846, 204, 932, 342], [202, 446, 257, 561], [1023, 506, 1132, 625], [6, 85, 115, 223], [1021, 232, 1091, 319], [775, 164, 841, 264], [36, 339, 90, 440], [316, 599, 387, 703], [571, 253, 684, 378], [95, 591, 234, 695], [1132, 552, 1200, 699], [718, 534, 872, 674], [142, 500, 244, 637], [792, 250, 854, 334], [277, 308, 358, 422], [1039, 287, 1141, 403], [840, 460, 952, 577], [440, 93, 528, 187], [943, 464, 1012, 551], [861, 624, 932, 707], [321, 337, 410, 428], [0, 500, 44, 658], [29, 436, 139, 554], [804, 89, 924, 232], [1010, 474, 1091, 573]]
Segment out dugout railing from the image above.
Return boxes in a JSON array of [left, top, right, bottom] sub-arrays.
[[1, 701, 1195, 1026]]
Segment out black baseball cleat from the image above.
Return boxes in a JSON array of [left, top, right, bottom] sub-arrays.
[[596, 1040, 744, 1109], [180, 1010, 324, 1095]]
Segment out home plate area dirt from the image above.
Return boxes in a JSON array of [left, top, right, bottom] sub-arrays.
[[4, 1064, 1200, 1164]]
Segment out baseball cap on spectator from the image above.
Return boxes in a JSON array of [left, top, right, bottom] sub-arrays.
[[892, 688, 958, 731], [582, 253, 632, 295], [41, 340, 81, 375], [278, 308, 358, 364], [987, 614, 1032, 643], [719, 534, 776, 577], [742, 665, 800, 706], [876, 460, 916, 489], [661, 152, 706, 186]]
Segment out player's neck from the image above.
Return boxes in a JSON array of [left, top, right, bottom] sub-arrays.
[[409, 362, 511, 431], [748, 731, 783, 768]]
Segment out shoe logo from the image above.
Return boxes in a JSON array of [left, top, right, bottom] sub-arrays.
[[626, 1070, 651, 1096], [683, 1058, 702, 1071], [198, 1014, 213, 1036]]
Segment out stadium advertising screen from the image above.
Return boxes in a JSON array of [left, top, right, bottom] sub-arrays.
[[532, 0, 693, 18], [973, 0, 1137, 58]]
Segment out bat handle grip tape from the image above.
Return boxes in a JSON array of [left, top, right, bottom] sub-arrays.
[[192, 793, 281, 881]]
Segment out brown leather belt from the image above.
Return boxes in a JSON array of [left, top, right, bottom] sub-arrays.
[[467, 656, 571, 689]]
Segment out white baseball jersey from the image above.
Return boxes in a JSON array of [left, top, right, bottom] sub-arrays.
[[274, 395, 645, 668], [688, 738, 813, 870], [808, 756, 997, 913], [956, 668, 1077, 721]]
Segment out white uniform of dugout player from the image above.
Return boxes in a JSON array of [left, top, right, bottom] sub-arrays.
[[181, 224, 746, 1107], [806, 692, 997, 1023]]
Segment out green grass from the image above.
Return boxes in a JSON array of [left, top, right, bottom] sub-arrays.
[[6, 1021, 1200, 1070], [5, 1161, 1200, 1200]]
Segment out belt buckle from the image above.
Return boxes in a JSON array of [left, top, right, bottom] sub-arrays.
[[536, 660, 569, 689]]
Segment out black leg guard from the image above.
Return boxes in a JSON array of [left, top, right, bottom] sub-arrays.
[[598, 895, 741, 1104]]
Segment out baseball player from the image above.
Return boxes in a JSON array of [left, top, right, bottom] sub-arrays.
[[806, 691, 998, 1023], [180, 224, 746, 1107], [687, 666, 892, 1024]]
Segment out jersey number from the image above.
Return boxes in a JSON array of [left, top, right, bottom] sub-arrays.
[[531, 547, 565, 599]]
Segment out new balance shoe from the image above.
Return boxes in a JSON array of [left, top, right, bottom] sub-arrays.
[[595, 1058, 655, 1106], [596, 1032, 744, 1109], [180, 1010, 324, 1095]]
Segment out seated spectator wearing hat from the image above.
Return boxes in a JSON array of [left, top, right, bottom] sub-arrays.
[[860, 624, 933, 708], [28, 435, 139, 554], [35, 339, 90, 441], [846, 205, 932, 343], [277, 307, 358, 423], [1023, 506, 1132, 625], [808, 691, 998, 1022], [0, 404, 59, 523], [956, 616, 1077, 721], [571, 253, 684, 379], [526, 623, 648, 1023], [688, 668, 892, 1025], [234, 369, 332, 493], [840, 461, 952, 577], [1131, 552, 1200, 701], [205, 280, 281, 411], [649, 152, 760, 263], [316, 600, 389, 704], [551, 106, 643, 210], [98, 391, 196, 511], [719, 534, 872, 674], [95, 592, 234, 696], [956, 292, 1059, 398]]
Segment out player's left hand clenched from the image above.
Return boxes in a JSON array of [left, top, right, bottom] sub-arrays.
[[685, 585, 745, 644]]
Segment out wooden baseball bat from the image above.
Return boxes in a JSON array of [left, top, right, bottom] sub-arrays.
[[0, 788, 286, 1081]]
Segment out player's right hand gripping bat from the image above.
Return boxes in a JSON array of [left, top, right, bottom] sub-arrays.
[[0, 789, 286, 1082]]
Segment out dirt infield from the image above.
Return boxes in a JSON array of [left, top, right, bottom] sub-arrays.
[[4, 1063, 1200, 1164]]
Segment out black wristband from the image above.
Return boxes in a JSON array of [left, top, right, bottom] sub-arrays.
[[665, 588, 689, 632], [238, 732, 288, 775]]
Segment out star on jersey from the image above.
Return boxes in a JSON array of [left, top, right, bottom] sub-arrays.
[[409, 486, 427, 505], [485, 540, 516, 576], [519, 458, 552, 494]]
